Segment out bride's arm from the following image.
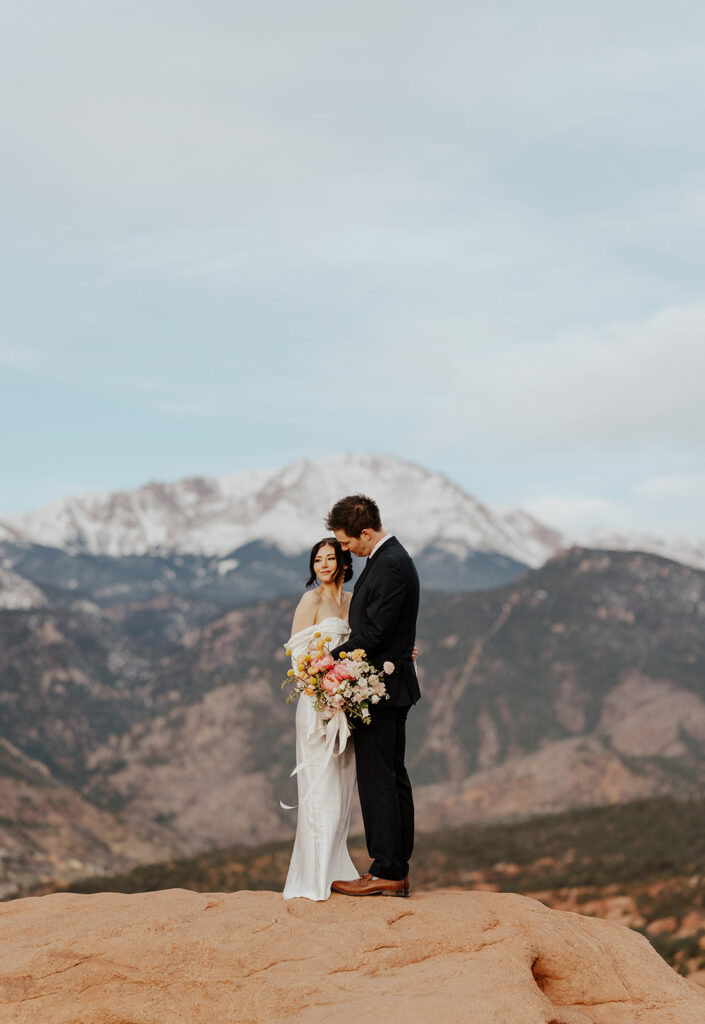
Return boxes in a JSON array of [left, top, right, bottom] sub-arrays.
[[291, 591, 318, 634]]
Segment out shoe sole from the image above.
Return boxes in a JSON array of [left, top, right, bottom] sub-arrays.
[[331, 888, 409, 897]]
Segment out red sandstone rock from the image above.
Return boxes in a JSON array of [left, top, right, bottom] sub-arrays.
[[1, 888, 703, 1023]]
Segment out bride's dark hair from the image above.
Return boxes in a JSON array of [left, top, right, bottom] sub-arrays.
[[306, 537, 353, 588]]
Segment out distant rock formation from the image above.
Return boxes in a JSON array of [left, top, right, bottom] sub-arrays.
[[4, 547, 705, 895], [1, 888, 703, 1023], [0, 737, 175, 900]]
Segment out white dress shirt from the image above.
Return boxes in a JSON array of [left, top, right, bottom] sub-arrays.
[[368, 532, 394, 562]]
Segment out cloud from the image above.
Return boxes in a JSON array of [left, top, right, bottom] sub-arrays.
[[0, 342, 43, 371], [633, 472, 705, 501], [376, 301, 705, 457], [522, 468, 705, 542], [1, 1, 704, 539], [523, 494, 627, 534], [2, 2, 705, 237], [3, 2, 704, 330]]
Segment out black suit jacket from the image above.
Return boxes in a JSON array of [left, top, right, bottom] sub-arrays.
[[331, 536, 421, 708]]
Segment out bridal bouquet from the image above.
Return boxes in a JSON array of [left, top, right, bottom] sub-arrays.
[[283, 633, 391, 725]]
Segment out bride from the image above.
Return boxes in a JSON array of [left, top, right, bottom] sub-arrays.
[[282, 537, 358, 900]]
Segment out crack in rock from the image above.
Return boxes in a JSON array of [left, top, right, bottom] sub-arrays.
[[241, 955, 316, 979], [33, 954, 98, 981]]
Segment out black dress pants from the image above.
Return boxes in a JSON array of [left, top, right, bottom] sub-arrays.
[[353, 704, 414, 881]]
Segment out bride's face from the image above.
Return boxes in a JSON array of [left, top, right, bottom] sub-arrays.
[[313, 545, 339, 584]]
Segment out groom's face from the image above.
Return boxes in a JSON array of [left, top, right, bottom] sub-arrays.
[[333, 528, 374, 558]]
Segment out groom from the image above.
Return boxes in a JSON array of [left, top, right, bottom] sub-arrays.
[[326, 494, 421, 897]]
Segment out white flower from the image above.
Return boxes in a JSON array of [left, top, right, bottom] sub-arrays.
[[371, 694, 380, 703], [383, 661, 395, 675]]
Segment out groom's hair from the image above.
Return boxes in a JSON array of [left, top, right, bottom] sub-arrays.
[[325, 494, 382, 537]]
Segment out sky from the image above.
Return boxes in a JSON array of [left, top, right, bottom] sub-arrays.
[[1, 1, 704, 541]]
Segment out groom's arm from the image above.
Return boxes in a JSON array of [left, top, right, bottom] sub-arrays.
[[331, 563, 408, 660]]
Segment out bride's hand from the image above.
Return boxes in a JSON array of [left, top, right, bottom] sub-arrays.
[[412, 644, 418, 661]]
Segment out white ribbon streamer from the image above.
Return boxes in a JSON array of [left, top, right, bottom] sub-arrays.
[[280, 708, 351, 810]]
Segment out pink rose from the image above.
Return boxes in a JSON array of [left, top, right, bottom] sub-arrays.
[[321, 671, 339, 693], [310, 654, 335, 673], [332, 661, 355, 683]]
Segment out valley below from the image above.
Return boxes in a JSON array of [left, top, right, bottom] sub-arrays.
[[2, 532, 705, 989]]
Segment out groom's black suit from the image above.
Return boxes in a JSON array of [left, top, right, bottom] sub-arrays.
[[331, 536, 420, 881]]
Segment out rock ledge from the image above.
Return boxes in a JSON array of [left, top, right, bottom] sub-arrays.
[[1, 888, 704, 1023]]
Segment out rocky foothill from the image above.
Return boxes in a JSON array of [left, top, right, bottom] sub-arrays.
[[3, 547, 705, 897]]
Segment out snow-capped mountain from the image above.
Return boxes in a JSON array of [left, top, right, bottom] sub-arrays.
[[0, 567, 46, 610], [0, 454, 565, 568], [585, 531, 705, 572]]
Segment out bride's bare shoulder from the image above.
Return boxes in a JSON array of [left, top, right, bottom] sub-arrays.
[[291, 589, 320, 633], [295, 590, 320, 615]]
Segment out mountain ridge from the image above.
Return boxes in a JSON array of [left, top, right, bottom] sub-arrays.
[[2, 545, 705, 897], [3, 453, 704, 575], [0, 453, 564, 567]]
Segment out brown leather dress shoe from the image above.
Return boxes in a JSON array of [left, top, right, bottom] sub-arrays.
[[331, 873, 409, 897]]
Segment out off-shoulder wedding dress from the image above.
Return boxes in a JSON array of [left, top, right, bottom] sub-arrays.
[[282, 616, 359, 900]]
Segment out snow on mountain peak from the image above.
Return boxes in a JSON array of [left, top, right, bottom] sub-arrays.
[[584, 530, 705, 572], [0, 566, 47, 610], [0, 453, 565, 566]]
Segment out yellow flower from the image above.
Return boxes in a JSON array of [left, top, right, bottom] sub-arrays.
[[285, 648, 292, 656], [287, 669, 294, 677], [324, 636, 331, 643], [314, 631, 321, 638], [304, 654, 312, 662], [339, 651, 347, 659]]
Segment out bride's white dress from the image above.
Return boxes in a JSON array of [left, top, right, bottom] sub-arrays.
[[282, 616, 359, 900]]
